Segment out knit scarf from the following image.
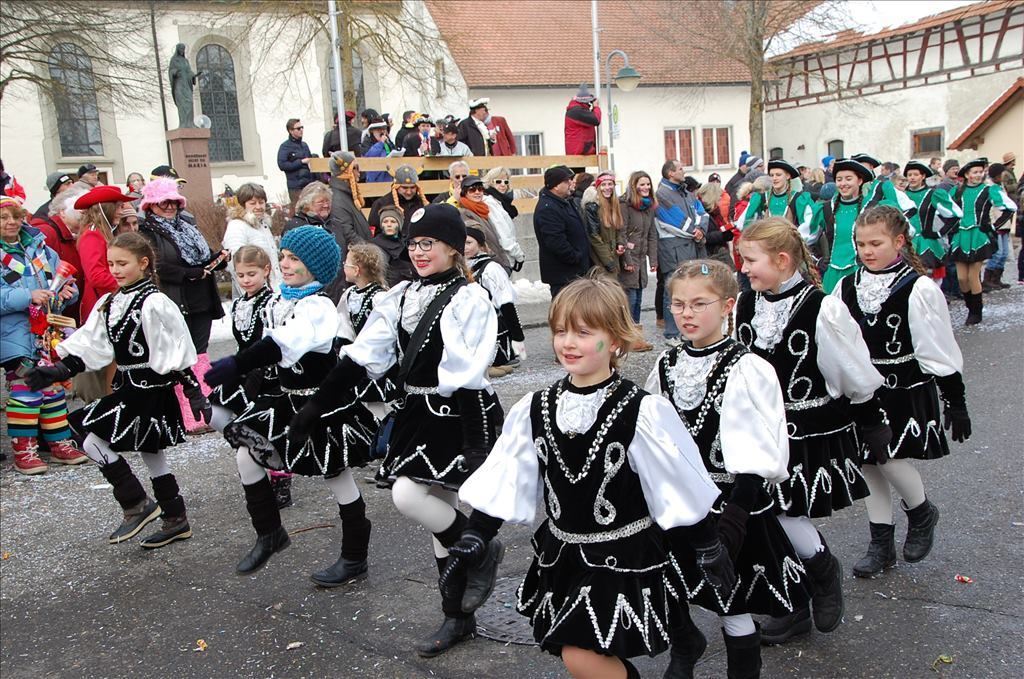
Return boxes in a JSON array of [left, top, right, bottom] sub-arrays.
[[639, 196, 653, 210], [147, 213, 211, 266], [459, 196, 490, 218], [279, 281, 323, 300]]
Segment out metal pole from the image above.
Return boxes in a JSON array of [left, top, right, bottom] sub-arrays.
[[605, 55, 614, 174], [590, 0, 601, 167], [150, 1, 171, 164], [328, 0, 348, 152]]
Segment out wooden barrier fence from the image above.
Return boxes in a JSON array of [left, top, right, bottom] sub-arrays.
[[307, 154, 606, 215]]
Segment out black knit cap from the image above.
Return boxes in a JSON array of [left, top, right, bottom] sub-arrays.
[[544, 166, 574, 190], [465, 226, 486, 246], [407, 203, 466, 254]]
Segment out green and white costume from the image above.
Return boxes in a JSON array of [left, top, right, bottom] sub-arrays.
[[950, 182, 1017, 263], [906, 186, 962, 269], [736, 185, 817, 241]]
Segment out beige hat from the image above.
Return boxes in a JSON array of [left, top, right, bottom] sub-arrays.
[[1003, 152, 1016, 164]]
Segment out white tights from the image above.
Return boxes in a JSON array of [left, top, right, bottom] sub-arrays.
[[390, 476, 459, 558], [83, 433, 170, 477], [861, 460, 927, 524], [721, 614, 756, 637], [778, 515, 824, 560], [234, 446, 360, 504], [209, 405, 234, 434]]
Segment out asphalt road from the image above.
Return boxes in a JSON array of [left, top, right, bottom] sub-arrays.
[[1, 285, 1022, 679]]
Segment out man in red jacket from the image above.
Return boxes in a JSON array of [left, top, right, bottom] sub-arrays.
[[564, 84, 602, 156]]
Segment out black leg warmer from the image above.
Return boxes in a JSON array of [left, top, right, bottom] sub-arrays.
[[100, 457, 147, 510], [339, 497, 372, 562], [151, 473, 186, 519], [242, 477, 282, 536]]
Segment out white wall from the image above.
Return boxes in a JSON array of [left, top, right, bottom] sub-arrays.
[[765, 70, 1023, 169], [470, 84, 752, 183]]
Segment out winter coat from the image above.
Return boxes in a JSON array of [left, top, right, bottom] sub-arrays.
[[702, 204, 735, 270], [322, 125, 363, 158], [654, 179, 708, 272], [276, 137, 315, 191], [371, 233, 415, 287], [30, 214, 83, 323], [367, 191, 428, 230], [437, 140, 473, 157], [75, 227, 118, 324], [487, 116, 517, 156], [402, 132, 441, 158], [485, 186, 518, 219], [564, 100, 602, 155], [533, 188, 589, 290], [362, 140, 396, 182], [618, 197, 658, 290], [283, 212, 347, 303], [139, 214, 225, 321], [460, 208, 512, 271], [329, 178, 372, 258], [481, 195, 524, 266], [457, 116, 488, 156], [222, 216, 282, 294], [1, 226, 78, 365], [581, 186, 624, 274]]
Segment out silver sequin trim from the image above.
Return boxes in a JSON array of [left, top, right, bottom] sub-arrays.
[[405, 384, 440, 395], [282, 386, 317, 396], [784, 395, 832, 411], [548, 516, 652, 544]]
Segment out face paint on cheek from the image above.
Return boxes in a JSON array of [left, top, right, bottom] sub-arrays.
[[596, 341, 605, 353]]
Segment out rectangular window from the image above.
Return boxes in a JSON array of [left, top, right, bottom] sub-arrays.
[[434, 59, 446, 98], [769, 147, 784, 160], [700, 126, 731, 168], [663, 127, 695, 169], [511, 132, 544, 175], [827, 139, 844, 159], [911, 127, 944, 157]]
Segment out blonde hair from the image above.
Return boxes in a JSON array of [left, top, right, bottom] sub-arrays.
[[696, 182, 723, 212], [483, 166, 510, 188], [232, 244, 271, 269], [740, 216, 823, 288], [80, 202, 117, 244], [548, 271, 642, 368], [595, 182, 624, 230], [668, 259, 740, 335], [347, 242, 389, 288], [855, 205, 926, 275]]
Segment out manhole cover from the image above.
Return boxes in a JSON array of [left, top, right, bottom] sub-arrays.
[[475, 576, 537, 646]]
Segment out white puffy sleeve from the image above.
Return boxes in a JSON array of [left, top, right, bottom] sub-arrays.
[[437, 283, 497, 396], [908, 278, 962, 376], [141, 293, 198, 373], [56, 293, 115, 370], [343, 283, 405, 379], [629, 395, 720, 529], [459, 393, 539, 525], [720, 354, 790, 483], [480, 261, 516, 307], [815, 295, 884, 403], [335, 288, 356, 342], [643, 352, 670, 394], [268, 295, 339, 368]]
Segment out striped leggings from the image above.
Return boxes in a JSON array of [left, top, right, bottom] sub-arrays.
[[5, 368, 72, 441]]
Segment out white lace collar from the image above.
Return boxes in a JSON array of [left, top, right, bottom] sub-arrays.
[[669, 339, 729, 410], [855, 262, 911, 315], [554, 374, 619, 437]]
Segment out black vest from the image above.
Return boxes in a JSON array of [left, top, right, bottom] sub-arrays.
[[529, 378, 651, 538], [396, 271, 465, 390], [262, 292, 338, 391], [346, 282, 386, 335], [840, 264, 928, 390], [231, 286, 274, 351], [736, 284, 851, 438], [104, 280, 177, 389]]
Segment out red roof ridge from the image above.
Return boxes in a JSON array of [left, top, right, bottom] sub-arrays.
[[947, 76, 1024, 150]]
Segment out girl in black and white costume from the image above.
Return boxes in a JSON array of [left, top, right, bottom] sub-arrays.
[[835, 206, 971, 578], [648, 260, 812, 679], [336, 242, 396, 411], [734, 217, 890, 644], [289, 204, 504, 658], [26, 232, 208, 549], [463, 225, 526, 377], [205, 226, 378, 584], [448, 275, 726, 679]]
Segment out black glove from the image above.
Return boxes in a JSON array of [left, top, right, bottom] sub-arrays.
[[242, 370, 264, 400], [205, 356, 239, 387], [860, 423, 892, 465], [720, 229, 735, 242], [184, 385, 212, 424], [25, 362, 72, 391], [512, 259, 524, 272], [289, 400, 323, 447], [716, 503, 749, 561], [438, 530, 487, 600], [694, 539, 736, 594], [944, 407, 972, 443]]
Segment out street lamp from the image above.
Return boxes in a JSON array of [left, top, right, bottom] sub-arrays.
[[604, 49, 641, 173]]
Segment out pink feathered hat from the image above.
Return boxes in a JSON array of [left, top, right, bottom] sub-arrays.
[[139, 176, 187, 211]]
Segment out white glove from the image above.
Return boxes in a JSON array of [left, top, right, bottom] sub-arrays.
[[512, 341, 527, 360]]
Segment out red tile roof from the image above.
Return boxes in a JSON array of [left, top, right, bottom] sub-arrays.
[[947, 76, 1024, 149], [425, 0, 751, 87], [772, 0, 1023, 61]]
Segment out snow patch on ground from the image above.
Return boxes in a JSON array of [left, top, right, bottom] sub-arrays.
[[512, 279, 551, 305]]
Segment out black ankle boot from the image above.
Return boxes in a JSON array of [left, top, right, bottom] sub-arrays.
[[852, 522, 897, 578], [311, 499, 371, 586], [804, 540, 844, 632], [108, 497, 161, 544], [236, 478, 289, 574], [414, 614, 476, 658], [237, 525, 291, 574], [461, 537, 504, 613], [964, 292, 983, 325], [723, 625, 762, 679], [141, 473, 192, 548], [760, 607, 811, 646], [100, 458, 155, 544], [902, 498, 939, 563], [663, 612, 707, 678]]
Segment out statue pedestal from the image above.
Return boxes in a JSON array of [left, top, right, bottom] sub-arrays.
[[166, 128, 214, 221]]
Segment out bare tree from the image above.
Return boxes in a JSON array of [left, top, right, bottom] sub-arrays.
[[0, 0, 156, 106]]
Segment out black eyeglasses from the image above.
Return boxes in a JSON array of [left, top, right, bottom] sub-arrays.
[[453, 174, 468, 179], [466, 186, 484, 193], [406, 238, 437, 252], [292, 126, 304, 130]]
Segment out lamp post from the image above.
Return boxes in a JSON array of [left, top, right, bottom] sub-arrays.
[[604, 49, 641, 173], [328, 0, 348, 152]]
